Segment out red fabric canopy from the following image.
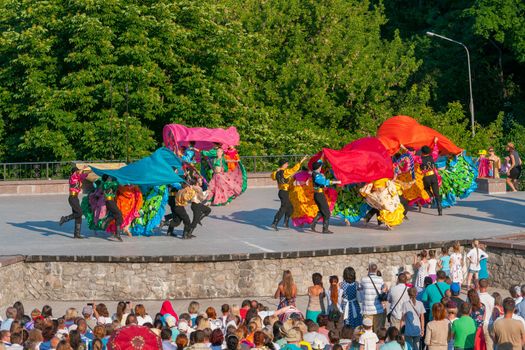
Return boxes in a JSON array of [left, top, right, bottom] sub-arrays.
[[163, 124, 240, 151], [309, 137, 394, 185], [377, 115, 462, 155]]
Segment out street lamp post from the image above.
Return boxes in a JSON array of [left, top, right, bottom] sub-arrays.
[[426, 31, 475, 137]]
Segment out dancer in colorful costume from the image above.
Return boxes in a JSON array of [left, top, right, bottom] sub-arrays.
[[420, 140, 443, 216], [102, 175, 123, 241], [360, 178, 405, 229], [189, 177, 211, 236], [270, 156, 308, 230], [59, 166, 90, 238], [311, 160, 341, 234], [170, 182, 196, 239], [106, 185, 143, 237]]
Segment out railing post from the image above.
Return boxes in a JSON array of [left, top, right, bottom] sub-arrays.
[[3, 164, 5, 181], [253, 158, 256, 173], [46, 163, 49, 179]]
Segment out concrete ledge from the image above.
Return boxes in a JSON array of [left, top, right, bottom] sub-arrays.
[[476, 178, 507, 194], [0, 172, 275, 195], [0, 255, 25, 267]]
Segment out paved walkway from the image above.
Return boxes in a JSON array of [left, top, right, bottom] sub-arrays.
[[0, 189, 524, 256]]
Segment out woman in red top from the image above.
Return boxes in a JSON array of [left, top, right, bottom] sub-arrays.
[[59, 166, 89, 238]]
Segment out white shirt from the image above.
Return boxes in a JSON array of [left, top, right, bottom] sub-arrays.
[[360, 274, 385, 315], [97, 316, 113, 325], [137, 315, 153, 326], [162, 340, 177, 350], [466, 248, 486, 271], [478, 292, 495, 325], [388, 283, 409, 320], [359, 330, 379, 350], [304, 332, 329, 347], [428, 259, 438, 275], [326, 287, 344, 312]]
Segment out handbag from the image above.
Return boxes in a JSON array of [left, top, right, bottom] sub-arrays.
[[369, 275, 388, 302], [387, 286, 407, 323]]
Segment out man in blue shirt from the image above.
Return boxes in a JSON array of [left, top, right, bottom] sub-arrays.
[[422, 270, 450, 319], [310, 160, 340, 234]]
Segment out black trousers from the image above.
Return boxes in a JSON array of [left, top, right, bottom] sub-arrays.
[[313, 192, 331, 225], [191, 202, 211, 229], [164, 196, 176, 222], [272, 189, 293, 224], [423, 174, 441, 208], [68, 195, 83, 224], [172, 206, 191, 231], [364, 208, 380, 222], [105, 199, 123, 229], [400, 196, 409, 217]]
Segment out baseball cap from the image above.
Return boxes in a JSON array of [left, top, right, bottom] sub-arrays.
[[450, 282, 461, 295]]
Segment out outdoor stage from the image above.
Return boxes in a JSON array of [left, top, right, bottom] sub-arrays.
[[0, 188, 524, 257]]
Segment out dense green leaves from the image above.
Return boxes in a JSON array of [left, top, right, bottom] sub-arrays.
[[0, 0, 523, 162]]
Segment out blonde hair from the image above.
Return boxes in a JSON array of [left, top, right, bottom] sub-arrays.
[[282, 270, 295, 299], [134, 304, 146, 318], [231, 304, 240, 317], [508, 142, 515, 150], [65, 308, 78, 321], [197, 318, 210, 330], [188, 301, 200, 314]]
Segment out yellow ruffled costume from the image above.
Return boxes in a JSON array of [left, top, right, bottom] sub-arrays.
[[395, 165, 431, 206], [360, 178, 404, 227]]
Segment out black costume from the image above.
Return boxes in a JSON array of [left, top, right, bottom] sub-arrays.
[[421, 148, 442, 216], [271, 160, 302, 231], [59, 169, 87, 239], [103, 176, 123, 241], [310, 164, 335, 234]]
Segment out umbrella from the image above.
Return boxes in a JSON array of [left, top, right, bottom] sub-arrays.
[[107, 325, 162, 350]]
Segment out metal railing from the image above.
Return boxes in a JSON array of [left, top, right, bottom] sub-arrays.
[[0, 155, 308, 181]]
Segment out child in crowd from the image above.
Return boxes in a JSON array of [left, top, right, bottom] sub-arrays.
[[358, 318, 378, 350], [446, 301, 458, 350], [449, 242, 463, 287], [427, 250, 438, 282], [414, 250, 429, 289], [188, 301, 200, 326], [438, 247, 450, 277]]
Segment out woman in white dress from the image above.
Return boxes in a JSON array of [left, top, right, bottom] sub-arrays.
[[414, 250, 429, 289]]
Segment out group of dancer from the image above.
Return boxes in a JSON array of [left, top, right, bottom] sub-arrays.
[[58, 134, 247, 240], [270, 137, 446, 233]]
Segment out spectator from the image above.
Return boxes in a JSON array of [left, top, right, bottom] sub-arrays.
[[424, 303, 449, 350], [64, 309, 78, 328], [42, 306, 53, 321], [505, 142, 521, 192], [134, 305, 153, 326], [306, 273, 326, 324], [161, 328, 176, 350], [176, 334, 189, 350], [414, 250, 429, 289], [326, 275, 343, 328], [380, 327, 406, 350], [56, 341, 72, 350], [0, 331, 11, 346], [189, 330, 209, 350], [112, 302, 129, 327], [400, 287, 425, 350], [10, 332, 25, 350], [82, 306, 96, 332], [40, 325, 56, 350], [91, 325, 107, 350], [510, 285, 522, 304], [188, 302, 200, 326], [341, 267, 362, 328], [69, 330, 85, 350], [493, 298, 525, 350], [1, 308, 17, 331], [303, 320, 329, 348], [281, 326, 303, 350], [449, 284, 464, 317], [27, 329, 44, 350], [466, 240, 484, 290], [360, 263, 386, 333], [422, 271, 450, 319], [427, 250, 438, 282], [326, 329, 340, 350], [125, 314, 137, 326], [239, 301, 251, 321], [252, 331, 268, 350], [221, 305, 231, 329], [387, 273, 409, 330], [478, 279, 494, 348], [210, 329, 224, 350], [449, 242, 463, 287], [445, 301, 458, 350], [466, 289, 485, 328], [437, 247, 450, 277], [206, 308, 223, 331], [274, 271, 297, 310], [358, 318, 378, 350], [451, 303, 476, 350]]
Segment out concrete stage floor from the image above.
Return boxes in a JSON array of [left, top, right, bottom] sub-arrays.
[[0, 189, 524, 256]]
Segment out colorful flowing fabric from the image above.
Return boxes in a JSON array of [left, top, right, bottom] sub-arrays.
[[396, 166, 432, 206], [289, 179, 338, 226], [437, 154, 478, 207], [81, 185, 109, 231], [332, 185, 370, 224], [207, 164, 245, 206], [224, 148, 240, 171], [360, 179, 404, 227], [130, 185, 168, 236], [106, 185, 143, 233], [477, 157, 490, 178], [163, 124, 240, 153], [377, 116, 463, 155]]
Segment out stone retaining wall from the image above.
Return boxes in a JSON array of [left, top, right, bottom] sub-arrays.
[[485, 245, 525, 289]]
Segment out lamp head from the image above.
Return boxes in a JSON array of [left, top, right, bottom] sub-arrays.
[[426, 31, 435, 37]]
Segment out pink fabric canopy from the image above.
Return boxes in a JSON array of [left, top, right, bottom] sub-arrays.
[[163, 124, 240, 151]]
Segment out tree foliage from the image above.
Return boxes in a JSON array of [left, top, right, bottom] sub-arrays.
[[0, 0, 524, 161]]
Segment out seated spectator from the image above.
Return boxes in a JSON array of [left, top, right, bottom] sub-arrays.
[[339, 327, 353, 350], [176, 334, 189, 350], [303, 320, 329, 348], [189, 330, 211, 350], [42, 306, 53, 321], [134, 305, 153, 326], [0, 331, 11, 347], [252, 331, 269, 350], [64, 309, 78, 328], [82, 306, 96, 332]]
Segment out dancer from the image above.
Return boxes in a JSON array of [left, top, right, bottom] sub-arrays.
[[420, 137, 442, 215], [164, 182, 182, 227], [206, 148, 240, 205], [189, 177, 211, 236], [270, 156, 308, 231], [180, 141, 199, 165], [168, 182, 195, 239], [360, 179, 405, 230], [59, 166, 90, 239], [310, 160, 341, 234], [102, 175, 123, 241]]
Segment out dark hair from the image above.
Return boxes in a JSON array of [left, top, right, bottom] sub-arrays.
[[312, 273, 323, 286], [343, 267, 356, 283], [241, 300, 251, 308], [376, 328, 387, 341], [306, 320, 319, 332], [332, 345, 343, 350], [125, 314, 137, 325], [244, 308, 259, 324], [176, 334, 189, 350], [226, 334, 239, 350], [503, 297, 516, 313], [222, 304, 230, 313], [479, 279, 489, 289], [386, 327, 404, 347], [421, 146, 432, 155], [253, 331, 266, 347], [69, 330, 82, 350], [429, 250, 436, 258], [424, 276, 433, 287], [42, 305, 53, 319], [437, 270, 446, 280], [317, 314, 329, 327], [467, 289, 482, 311], [441, 247, 449, 255], [210, 329, 224, 346], [194, 330, 205, 344], [161, 328, 172, 341], [272, 321, 283, 341], [96, 304, 109, 318], [116, 302, 127, 323], [42, 326, 55, 342], [397, 273, 407, 284], [13, 302, 24, 321], [340, 326, 353, 340], [460, 302, 471, 316], [328, 330, 340, 344]]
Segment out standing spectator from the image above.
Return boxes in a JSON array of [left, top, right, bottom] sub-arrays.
[[427, 250, 438, 282], [422, 271, 450, 320], [306, 273, 326, 323], [0, 309, 16, 331], [492, 292, 504, 320], [505, 142, 522, 192], [274, 270, 297, 309], [387, 274, 409, 330], [360, 263, 387, 332], [281, 326, 303, 350], [445, 301, 458, 350], [41, 306, 53, 321], [467, 289, 485, 329], [414, 251, 429, 289], [206, 308, 223, 331], [210, 329, 224, 350], [424, 303, 450, 350], [509, 286, 522, 305], [0, 331, 11, 346], [451, 303, 476, 350], [12, 302, 25, 323], [401, 287, 425, 350], [326, 275, 344, 329], [188, 301, 200, 326], [341, 267, 362, 328], [487, 147, 501, 178], [176, 334, 189, 350], [449, 284, 464, 316], [478, 279, 495, 349], [478, 245, 489, 281], [221, 305, 231, 329], [449, 242, 463, 288], [82, 306, 96, 332], [466, 240, 485, 290], [93, 305, 111, 326], [112, 302, 129, 327], [303, 321, 329, 348], [438, 247, 450, 277], [358, 319, 378, 350], [493, 298, 525, 350]]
